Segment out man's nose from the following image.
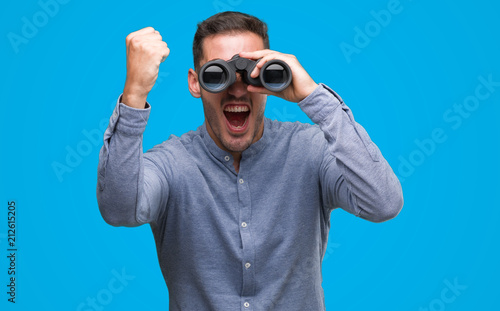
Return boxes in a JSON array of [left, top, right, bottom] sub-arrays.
[[227, 72, 248, 98]]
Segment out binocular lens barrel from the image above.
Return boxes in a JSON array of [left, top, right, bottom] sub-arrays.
[[199, 56, 292, 93], [261, 63, 290, 91], [201, 65, 229, 92]]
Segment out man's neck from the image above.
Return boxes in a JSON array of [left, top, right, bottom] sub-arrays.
[[231, 152, 242, 173], [204, 120, 265, 174]]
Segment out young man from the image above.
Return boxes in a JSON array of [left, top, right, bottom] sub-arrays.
[[96, 11, 403, 310]]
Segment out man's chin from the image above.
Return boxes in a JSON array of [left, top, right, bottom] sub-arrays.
[[222, 136, 253, 153]]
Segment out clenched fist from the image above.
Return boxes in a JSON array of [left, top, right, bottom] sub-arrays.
[[122, 27, 170, 109]]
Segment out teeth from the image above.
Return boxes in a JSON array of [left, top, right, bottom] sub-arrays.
[[224, 105, 249, 113]]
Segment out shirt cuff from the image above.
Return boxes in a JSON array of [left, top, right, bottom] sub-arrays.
[[297, 83, 343, 125], [108, 94, 151, 136]]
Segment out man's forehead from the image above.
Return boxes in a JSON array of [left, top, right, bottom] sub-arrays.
[[201, 32, 265, 63]]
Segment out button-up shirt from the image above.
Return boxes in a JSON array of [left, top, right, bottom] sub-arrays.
[[96, 83, 403, 310]]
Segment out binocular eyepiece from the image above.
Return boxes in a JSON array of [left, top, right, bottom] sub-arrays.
[[198, 54, 292, 93]]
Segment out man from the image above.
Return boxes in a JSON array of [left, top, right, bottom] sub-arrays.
[[96, 11, 403, 310]]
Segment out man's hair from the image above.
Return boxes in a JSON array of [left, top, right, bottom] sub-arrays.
[[193, 11, 270, 71]]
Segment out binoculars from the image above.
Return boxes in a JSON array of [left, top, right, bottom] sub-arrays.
[[198, 54, 292, 93]]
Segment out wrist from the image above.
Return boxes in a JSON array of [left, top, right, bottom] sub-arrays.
[[297, 82, 319, 103], [122, 85, 148, 109]]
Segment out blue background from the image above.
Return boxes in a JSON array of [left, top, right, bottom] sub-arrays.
[[1, 0, 499, 310]]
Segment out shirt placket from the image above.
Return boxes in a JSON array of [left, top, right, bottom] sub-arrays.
[[237, 166, 255, 311]]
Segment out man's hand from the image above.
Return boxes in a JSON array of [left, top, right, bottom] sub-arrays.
[[238, 50, 319, 103], [122, 27, 170, 109]]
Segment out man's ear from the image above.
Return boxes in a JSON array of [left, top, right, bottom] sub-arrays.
[[188, 68, 201, 98]]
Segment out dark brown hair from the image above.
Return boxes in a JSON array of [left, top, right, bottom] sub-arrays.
[[193, 11, 270, 71]]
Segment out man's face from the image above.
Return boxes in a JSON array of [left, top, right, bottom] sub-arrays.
[[198, 32, 267, 154]]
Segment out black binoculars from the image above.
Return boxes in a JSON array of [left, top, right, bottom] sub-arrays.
[[198, 54, 292, 93]]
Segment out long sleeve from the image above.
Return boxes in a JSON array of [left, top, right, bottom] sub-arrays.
[[298, 84, 403, 223], [96, 95, 170, 227]]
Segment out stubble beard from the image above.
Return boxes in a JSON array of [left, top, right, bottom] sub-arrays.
[[202, 96, 266, 153]]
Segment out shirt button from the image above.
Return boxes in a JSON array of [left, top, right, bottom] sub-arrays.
[[239, 178, 244, 184], [224, 155, 230, 161], [241, 222, 247, 228], [244, 302, 250, 308], [245, 262, 251, 269]]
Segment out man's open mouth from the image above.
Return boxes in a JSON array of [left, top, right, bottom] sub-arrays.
[[223, 104, 250, 132]]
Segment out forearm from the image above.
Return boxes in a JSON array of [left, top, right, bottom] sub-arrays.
[[96, 96, 163, 227], [299, 84, 403, 222]]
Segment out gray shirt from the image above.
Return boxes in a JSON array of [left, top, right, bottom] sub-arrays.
[[96, 83, 403, 310]]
